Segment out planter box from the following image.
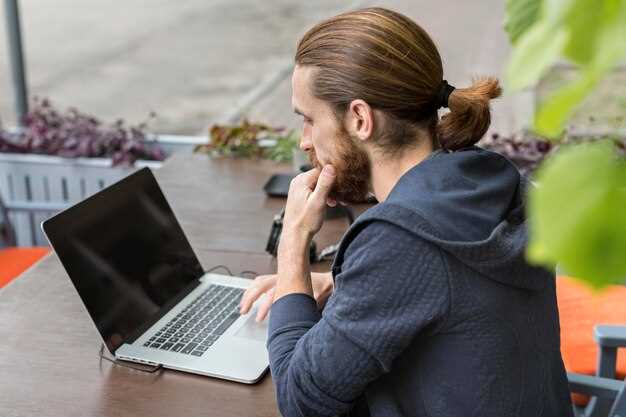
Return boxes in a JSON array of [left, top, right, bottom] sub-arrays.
[[0, 134, 207, 247]]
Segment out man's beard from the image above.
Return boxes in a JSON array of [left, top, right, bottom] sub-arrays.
[[307, 128, 372, 204]]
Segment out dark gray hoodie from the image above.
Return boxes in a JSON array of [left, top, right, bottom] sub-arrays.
[[267, 146, 574, 417]]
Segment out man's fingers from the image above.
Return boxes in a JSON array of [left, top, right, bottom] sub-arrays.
[[294, 167, 321, 190], [311, 165, 336, 203], [239, 275, 275, 314], [255, 287, 275, 322]]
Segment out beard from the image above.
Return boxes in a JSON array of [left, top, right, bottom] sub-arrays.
[[307, 127, 372, 204]]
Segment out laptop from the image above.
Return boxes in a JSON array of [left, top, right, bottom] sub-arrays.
[[42, 167, 269, 384]]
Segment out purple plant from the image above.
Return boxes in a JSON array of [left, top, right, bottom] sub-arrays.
[[479, 131, 625, 176], [479, 132, 554, 176], [0, 98, 166, 166]]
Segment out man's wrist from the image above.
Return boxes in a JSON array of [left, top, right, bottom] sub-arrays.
[[278, 227, 311, 260], [275, 227, 313, 300], [280, 225, 313, 246], [277, 240, 309, 276]]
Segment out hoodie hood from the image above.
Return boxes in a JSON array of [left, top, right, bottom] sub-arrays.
[[333, 146, 548, 291]]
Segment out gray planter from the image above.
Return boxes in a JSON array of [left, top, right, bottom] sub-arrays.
[[0, 134, 207, 247]]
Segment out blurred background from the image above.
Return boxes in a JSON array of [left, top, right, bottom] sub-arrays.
[[2, 5, 626, 414], [1, 0, 531, 135]]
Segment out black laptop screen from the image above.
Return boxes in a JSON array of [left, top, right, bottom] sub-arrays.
[[43, 168, 204, 353]]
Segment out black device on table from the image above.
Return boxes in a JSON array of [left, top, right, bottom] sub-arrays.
[[263, 163, 356, 263]]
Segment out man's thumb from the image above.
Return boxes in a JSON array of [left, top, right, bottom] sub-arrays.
[[312, 165, 336, 200]]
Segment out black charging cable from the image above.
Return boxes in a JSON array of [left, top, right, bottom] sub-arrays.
[[98, 344, 163, 373], [205, 264, 234, 276], [204, 265, 260, 278]]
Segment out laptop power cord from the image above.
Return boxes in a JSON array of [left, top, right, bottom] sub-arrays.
[[204, 265, 259, 278], [99, 344, 163, 373]]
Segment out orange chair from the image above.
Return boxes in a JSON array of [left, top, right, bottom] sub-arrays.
[[0, 197, 49, 288], [0, 246, 49, 288], [558, 276, 626, 416]]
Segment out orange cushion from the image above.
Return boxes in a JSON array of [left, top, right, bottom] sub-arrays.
[[0, 247, 49, 288], [557, 275, 626, 406]]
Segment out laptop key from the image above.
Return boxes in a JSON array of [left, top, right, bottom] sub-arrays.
[[191, 350, 204, 357], [182, 343, 197, 354], [151, 343, 161, 348], [171, 343, 185, 352], [143, 342, 151, 347], [161, 342, 173, 350], [214, 312, 240, 335]]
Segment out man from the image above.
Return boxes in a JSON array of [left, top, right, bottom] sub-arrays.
[[240, 7, 573, 417]]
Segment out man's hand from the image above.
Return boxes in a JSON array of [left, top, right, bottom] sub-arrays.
[[239, 272, 334, 321], [282, 165, 336, 240]]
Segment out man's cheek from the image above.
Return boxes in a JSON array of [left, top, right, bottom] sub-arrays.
[[307, 150, 322, 169]]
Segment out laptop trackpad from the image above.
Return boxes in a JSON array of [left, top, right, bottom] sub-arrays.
[[234, 315, 268, 341]]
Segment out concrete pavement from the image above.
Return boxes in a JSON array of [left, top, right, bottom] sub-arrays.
[[1, 0, 530, 136]]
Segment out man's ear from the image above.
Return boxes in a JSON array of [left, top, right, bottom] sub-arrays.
[[346, 99, 374, 143]]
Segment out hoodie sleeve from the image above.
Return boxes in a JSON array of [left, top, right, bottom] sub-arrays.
[[267, 220, 450, 417]]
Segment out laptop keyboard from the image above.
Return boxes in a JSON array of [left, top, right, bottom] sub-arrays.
[[142, 284, 245, 357]]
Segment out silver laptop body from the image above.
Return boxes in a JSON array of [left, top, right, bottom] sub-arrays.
[[42, 167, 269, 384]]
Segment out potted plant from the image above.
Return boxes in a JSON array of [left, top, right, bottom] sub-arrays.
[[0, 98, 207, 246], [479, 131, 626, 178], [194, 119, 301, 166]]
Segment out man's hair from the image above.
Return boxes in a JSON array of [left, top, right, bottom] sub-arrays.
[[295, 7, 501, 152]]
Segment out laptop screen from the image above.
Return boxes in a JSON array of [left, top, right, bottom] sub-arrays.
[[43, 167, 204, 353]]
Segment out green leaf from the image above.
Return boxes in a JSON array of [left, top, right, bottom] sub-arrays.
[[504, 0, 543, 44], [505, 22, 568, 91], [532, 0, 626, 136], [534, 69, 600, 137], [267, 130, 299, 162], [590, 0, 626, 71], [562, 0, 604, 64], [527, 142, 626, 288], [505, 0, 576, 90]]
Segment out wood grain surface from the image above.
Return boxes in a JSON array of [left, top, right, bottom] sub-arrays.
[[0, 153, 366, 417]]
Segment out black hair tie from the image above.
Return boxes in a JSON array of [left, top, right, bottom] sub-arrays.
[[436, 79, 455, 109]]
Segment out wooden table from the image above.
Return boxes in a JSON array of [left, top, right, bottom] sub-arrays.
[[0, 154, 360, 417]]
